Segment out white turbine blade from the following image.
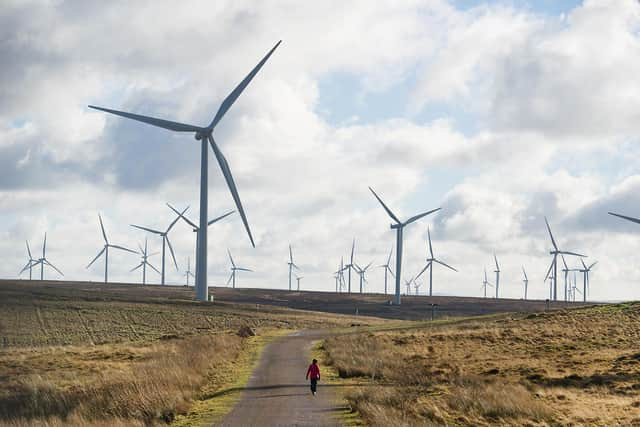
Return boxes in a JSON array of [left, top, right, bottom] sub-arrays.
[[147, 262, 161, 274], [26, 240, 32, 258], [88, 105, 204, 132], [167, 206, 189, 233], [165, 237, 179, 271], [292, 263, 300, 270], [544, 259, 554, 281], [130, 263, 144, 272], [226, 273, 234, 286], [110, 244, 138, 254], [522, 266, 528, 280], [167, 203, 198, 229], [494, 253, 500, 271], [228, 249, 236, 268], [588, 261, 598, 270], [98, 213, 108, 244], [404, 208, 442, 227], [209, 136, 255, 247], [289, 244, 293, 263], [42, 232, 47, 257], [236, 267, 252, 272], [558, 250, 586, 257], [561, 254, 568, 270], [609, 211, 640, 225], [363, 261, 373, 271], [544, 217, 558, 250], [350, 238, 355, 263], [368, 187, 401, 224], [87, 247, 106, 268], [389, 268, 395, 279], [387, 247, 393, 265], [434, 259, 457, 272], [208, 210, 235, 226], [19, 261, 32, 275], [138, 243, 144, 254], [427, 227, 434, 258], [207, 41, 282, 130], [44, 260, 64, 276], [131, 224, 163, 235], [415, 261, 432, 280], [581, 258, 587, 269]]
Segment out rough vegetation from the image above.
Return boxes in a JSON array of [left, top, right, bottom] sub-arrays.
[[322, 303, 640, 426]]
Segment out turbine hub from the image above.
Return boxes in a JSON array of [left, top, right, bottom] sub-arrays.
[[195, 132, 204, 141]]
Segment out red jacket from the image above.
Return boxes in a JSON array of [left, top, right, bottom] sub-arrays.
[[306, 363, 320, 380]]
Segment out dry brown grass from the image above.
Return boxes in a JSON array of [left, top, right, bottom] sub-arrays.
[[322, 302, 640, 426]]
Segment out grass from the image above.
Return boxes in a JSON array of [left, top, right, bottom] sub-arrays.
[[321, 302, 640, 426]]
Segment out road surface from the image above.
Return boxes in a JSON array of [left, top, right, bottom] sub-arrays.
[[217, 331, 343, 426]]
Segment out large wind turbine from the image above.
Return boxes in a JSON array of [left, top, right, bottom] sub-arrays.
[[369, 187, 440, 305], [130, 238, 160, 285], [131, 206, 188, 285], [32, 233, 64, 280], [227, 250, 252, 289], [378, 247, 394, 295], [167, 202, 234, 285], [493, 254, 500, 299], [288, 245, 300, 292], [89, 41, 281, 301], [355, 261, 373, 294], [522, 266, 528, 300], [544, 217, 585, 301], [343, 239, 357, 293], [482, 268, 493, 298], [415, 228, 457, 297], [578, 259, 597, 302], [19, 241, 37, 280], [87, 214, 136, 283]]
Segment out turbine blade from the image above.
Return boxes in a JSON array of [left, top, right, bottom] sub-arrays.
[[368, 187, 401, 224], [494, 253, 500, 271], [207, 41, 282, 130], [209, 136, 255, 247], [387, 246, 393, 265], [148, 262, 161, 274], [522, 266, 528, 280], [110, 244, 137, 254], [44, 260, 64, 276], [561, 254, 568, 270], [289, 244, 293, 263], [415, 261, 432, 280], [88, 105, 204, 132], [19, 261, 32, 275], [167, 203, 198, 229], [544, 217, 558, 250], [87, 247, 106, 269], [588, 261, 598, 270], [351, 238, 355, 263], [608, 211, 640, 225], [227, 273, 233, 286], [236, 267, 252, 272], [131, 224, 163, 235], [26, 240, 32, 258], [427, 227, 434, 258], [130, 263, 144, 272], [544, 259, 554, 281], [165, 237, 179, 271], [207, 210, 235, 226], [167, 206, 189, 233], [558, 251, 586, 257], [42, 232, 47, 257], [404, 208, 442, 227], [434, 259, 457, 272], [98, 214, 108, 243], [228, 249, 236, 268]]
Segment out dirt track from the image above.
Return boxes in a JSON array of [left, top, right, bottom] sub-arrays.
[[218, 331, 342, 427]]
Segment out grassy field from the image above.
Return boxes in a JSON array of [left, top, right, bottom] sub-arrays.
[[0, 280, 378, 426], [321, 303, 640, 426]]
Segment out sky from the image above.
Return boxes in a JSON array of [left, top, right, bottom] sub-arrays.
[[1, 0, 640, 301]]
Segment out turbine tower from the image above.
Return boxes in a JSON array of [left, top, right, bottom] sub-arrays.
[[227, 250, 252, 288], [131, 206, 188, 285], [413, 280, 421, 296], [522, 266, 529, 300], [578, 259, 597, 302], [544, 217, 585, 301], [415, 227, 457, 297], [355, 261, 373, 294], [89, 41, 281, 301], [130, 238, 160, 285], [19, 241, 38, 280], [296, 275, 303, 291], [369, 187, 440, 305], [493, 254, 501, 299], [482, 268, 493, 298], [378, 247, 394, 295], [167, 202, 234, 285], [32, 233, 64, 280], [288, 245, 300, 292], [87, 214, 136, 283]]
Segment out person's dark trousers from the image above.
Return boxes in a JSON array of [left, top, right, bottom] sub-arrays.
[[310, 378, 318, 393]]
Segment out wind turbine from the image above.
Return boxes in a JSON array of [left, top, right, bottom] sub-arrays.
[[87, 215, 136, 283], [184, 257, 196, 286], [131, 206, 188, 285], [482, 268, 493, 298], [369, 187, 440, 305], [167, 202, 234, 285], [522, 266, 529, 300], [343, 239, 357, 293], [296, 275, 303, 291], [32, 233, 64, 280], [334, 257, 346, 293], [227, 250, 252, 289], [544, 217, 585, 301], [378, 247, 394, 295], [560, 255, 571, 302], [493, 254, 500, 299], [89, 41, 281, 301], [130, 238, 160, 285], [578, 259, 597, 302], [415, 228, 457, 297], [405, 277, 414, 296], [355, 261, 373, 294], [413, 280, 422, 296], [19, 241, 38, 280], [288, 245, 300, 292]]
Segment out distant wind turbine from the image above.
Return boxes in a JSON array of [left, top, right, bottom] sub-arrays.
[[413, 280, 422, 296], [89, 41, 282, 301], [544, 217, 585, 301], [378, 247, 394, 295], [415, 227, 457, 297], [522, 266, 529, 300], [369, 187, 440, 305], [355, 261, 373, 294], [87, 215, 134, 283], [32, 233, 64, 280], [344, 239, 357, 293], [130, 238, 160, 285], [131, 206, 188, 285], [296, 275, 303, 291], [288, 245, 300, 292], [493, 254, 500, 299], [184, 257, 196, 286], [227, 250, 252, 288], [482, 268, 493, 298], [578, 259, 597, 302], [19, 241, 37, 280]]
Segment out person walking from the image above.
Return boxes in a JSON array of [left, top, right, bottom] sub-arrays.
[[305, 358, 321, 395]]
